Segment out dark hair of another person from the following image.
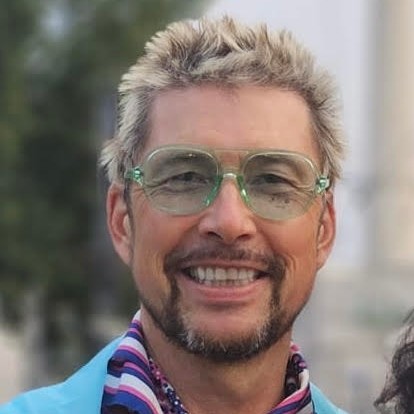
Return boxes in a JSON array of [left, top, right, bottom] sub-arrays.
[[375, 310, 414, 413]]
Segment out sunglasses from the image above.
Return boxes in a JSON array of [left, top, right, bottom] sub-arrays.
[[124, 145, 330, 221]]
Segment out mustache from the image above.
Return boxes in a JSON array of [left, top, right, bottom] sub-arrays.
[[164, 243, 286, 278]]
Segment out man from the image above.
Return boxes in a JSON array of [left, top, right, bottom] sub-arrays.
[[1, 16, 348, 414]]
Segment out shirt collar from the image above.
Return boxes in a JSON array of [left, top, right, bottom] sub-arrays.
[[101, 310, 314, 414]]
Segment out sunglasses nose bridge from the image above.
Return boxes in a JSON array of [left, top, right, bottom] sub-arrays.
[[222, 171, 238, 180], [215, 171, 249, 204]]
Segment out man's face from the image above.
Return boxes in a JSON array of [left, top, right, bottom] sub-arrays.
[[108, 85, 335, 362]]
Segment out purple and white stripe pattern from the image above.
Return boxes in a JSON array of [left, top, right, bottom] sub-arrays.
[[101, 311, 163, 414], [101, 311, 314, 414]]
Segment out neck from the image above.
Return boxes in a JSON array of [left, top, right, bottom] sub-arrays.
[[141, 310, 292, 414]]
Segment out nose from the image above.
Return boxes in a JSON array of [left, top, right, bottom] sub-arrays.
[[197, 178, 257, 244]]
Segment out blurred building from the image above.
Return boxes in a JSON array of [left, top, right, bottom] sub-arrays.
[[0, 327, 23, 403]]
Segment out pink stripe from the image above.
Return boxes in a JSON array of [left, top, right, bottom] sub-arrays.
[[277, 388, 310, 407], [124, 361, 151, 381], [103, 385, 118, 395], [130, 321, 142, 330], [118, 344, 147, 362], [118, 384, 159, 413], [128, 327, 141, 335]]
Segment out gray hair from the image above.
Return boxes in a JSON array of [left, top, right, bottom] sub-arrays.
[[100, 16, 345, 185]]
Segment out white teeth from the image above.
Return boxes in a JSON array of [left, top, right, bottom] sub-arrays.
[[228, 267, 238, 280], [206, 267, 214, 281], [215, 268, 227, 281], [189, 267, 258, 286], [197, 267, 206, 281]]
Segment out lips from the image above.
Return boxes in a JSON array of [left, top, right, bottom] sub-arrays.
[[185, 266, 264, 286]]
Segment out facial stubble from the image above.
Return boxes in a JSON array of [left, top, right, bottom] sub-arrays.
[[136, 245, 305, 363]]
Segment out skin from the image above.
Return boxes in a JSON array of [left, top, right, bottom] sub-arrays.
[[107, 85, 336, 414]]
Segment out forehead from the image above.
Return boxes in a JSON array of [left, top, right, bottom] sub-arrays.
[[145, 85, 319, 163]]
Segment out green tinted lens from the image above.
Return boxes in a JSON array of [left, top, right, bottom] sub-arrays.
[[142, 147, 218, 215], [127, 147, 327, 220], [242, 152, 319, 220]]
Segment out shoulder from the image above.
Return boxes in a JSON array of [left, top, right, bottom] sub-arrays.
[[311, 383, 350, 414], [0, 337, 122, 414]]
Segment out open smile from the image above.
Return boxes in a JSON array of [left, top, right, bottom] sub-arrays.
[[183, 266, 267, 287]]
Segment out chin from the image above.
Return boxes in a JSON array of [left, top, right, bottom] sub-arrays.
[[177, 314, 291, 363], [160, 304, 293, 363]]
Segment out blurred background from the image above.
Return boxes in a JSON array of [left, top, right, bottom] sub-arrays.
[[1, 0, 413, 412]]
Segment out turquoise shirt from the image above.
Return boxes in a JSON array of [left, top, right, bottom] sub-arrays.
[[0, 337, 349, 414]]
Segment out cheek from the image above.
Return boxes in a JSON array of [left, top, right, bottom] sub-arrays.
[[267, 219, 320, 303], [270, 220, 319, 264], [129, 200, 196, 303], [131, 212, 172, 293]]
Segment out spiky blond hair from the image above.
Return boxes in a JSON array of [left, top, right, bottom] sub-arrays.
[[100, 16, 344, 184]]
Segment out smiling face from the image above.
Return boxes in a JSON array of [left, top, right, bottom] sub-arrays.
[[107, 85, 336, 362]]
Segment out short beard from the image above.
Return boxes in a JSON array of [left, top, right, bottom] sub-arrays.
[[139, 245, 298, 363]]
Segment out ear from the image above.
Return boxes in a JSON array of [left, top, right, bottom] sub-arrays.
[[106, 183, 132, 266], [316, 192, 336, 270]]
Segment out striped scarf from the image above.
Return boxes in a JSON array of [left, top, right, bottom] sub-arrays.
[[101, 311, 314, 414]]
